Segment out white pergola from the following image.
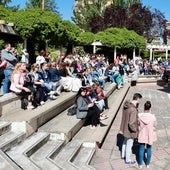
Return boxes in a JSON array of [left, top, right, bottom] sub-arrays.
[[147, 44, 170, 61], [91, 41, 102, 54]]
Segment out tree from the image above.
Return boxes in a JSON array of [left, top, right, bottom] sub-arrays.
[[26, 0, 58, 13], [0, 0, 11, 6], [112, 0, 141, 8], [127, 3, 152, 36], [77, 32, 95, 45], [57, 20, 81, 46], [95, 27, 146, 49], [146, 9, 167, 43], [72, 0, 108, 31]]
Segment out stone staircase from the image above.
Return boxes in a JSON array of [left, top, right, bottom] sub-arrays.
[[0, 82, 130, 169]]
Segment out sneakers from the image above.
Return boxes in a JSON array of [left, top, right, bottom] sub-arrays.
[[50, 95, 57, 100], [146, 165, 150, 168], [139, 165, 143, 169], [27, 105, 35, 110], [55, 90, 60, 96], [118, 84, 123, 89], [125, 161, 136, 166], [48, 91, 55, 95], [40, 101, 45, 105]]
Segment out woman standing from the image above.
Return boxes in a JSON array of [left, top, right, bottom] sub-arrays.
[[138, 101, 157, 169], [76, 87, 100, 129]]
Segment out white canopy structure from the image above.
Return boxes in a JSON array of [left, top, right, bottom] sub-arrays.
[[147, 44, 170, 60]]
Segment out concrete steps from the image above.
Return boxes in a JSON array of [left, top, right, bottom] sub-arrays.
[[30, 139, 64, 170], [0, 121, 11, 136], [72, 144, 96, 170], [0, 150, 22, 170], [0, 130, 26, 152], [0, 82, 124, 169], [52, 139, 82, 170], [6, 132, 49, 170], [0, 91, 77, 136]]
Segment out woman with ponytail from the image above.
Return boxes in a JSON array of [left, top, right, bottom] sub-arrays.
[[138, 101, 157, 169]]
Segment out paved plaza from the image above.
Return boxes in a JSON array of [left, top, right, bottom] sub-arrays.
[[91, 83, 170, 170]]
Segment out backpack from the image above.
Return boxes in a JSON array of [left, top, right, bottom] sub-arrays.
[[21, 98, 28, 110], [67, 106, 77, 116]]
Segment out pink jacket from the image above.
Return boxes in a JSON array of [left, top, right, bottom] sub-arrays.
[[10, 73, 25, 93], [138, 112, 157, 145]]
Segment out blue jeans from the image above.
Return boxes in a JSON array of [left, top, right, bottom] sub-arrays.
[[3, 69, 13, 94], [121, 137, 134, 162], [138, 143, 152, 166]]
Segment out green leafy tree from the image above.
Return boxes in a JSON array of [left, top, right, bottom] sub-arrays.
[[72, 0, 108, 31], [57, 20, 81, 46], [95, 27, 146, 49], [77, 32, 95, 45]]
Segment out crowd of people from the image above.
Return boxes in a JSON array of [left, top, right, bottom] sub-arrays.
[[0, 42, 127, 109], [0, 42, 170, 108]]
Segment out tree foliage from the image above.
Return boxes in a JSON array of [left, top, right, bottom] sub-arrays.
[[95, 27, 146, 49], [0, 0, 11, 6], [88, 2, 167, 43], [26, 0, 58, 13], [72, 0, 108, 31], [77, 32, 95, 45]]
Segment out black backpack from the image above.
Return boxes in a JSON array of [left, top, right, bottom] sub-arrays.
[[21, 98, 28, 110], [67, 106, 77, 116]]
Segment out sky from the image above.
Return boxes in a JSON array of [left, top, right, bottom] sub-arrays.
[[8, 0, 170, 21]]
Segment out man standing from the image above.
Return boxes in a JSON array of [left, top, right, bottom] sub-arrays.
[[120, 93, 142, 165], [0, 43, 18, 94]]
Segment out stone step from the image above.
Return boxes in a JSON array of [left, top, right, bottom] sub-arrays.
[[1, 91, 77, 136], [38, 109, 86, 142], [74, 83, 130, 147], [0, 121, 11, 136], [0, 92, 22, 116], [0, 131, 26, 152], [30, 139, 65, 170], [0, 150, 22, 170], [6, 132, 49, 170], [53, 139, 83, 170], [72, 144, 96, 170]]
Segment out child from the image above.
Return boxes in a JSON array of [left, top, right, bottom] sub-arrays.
[[138, 101, 157, 169]]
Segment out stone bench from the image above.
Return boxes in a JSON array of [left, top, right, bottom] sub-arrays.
[[0, 93, 22, 116], [0, 91, 77, 136]]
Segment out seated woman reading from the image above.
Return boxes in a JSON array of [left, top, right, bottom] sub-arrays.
[[76, 87, 100, 129]]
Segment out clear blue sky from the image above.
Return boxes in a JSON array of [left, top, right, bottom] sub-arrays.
[[9, 0, 170, 21]]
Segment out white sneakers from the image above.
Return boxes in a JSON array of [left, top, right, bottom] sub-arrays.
[[50, 95, 57, 100], [48, 91, 55, 95], [40, 101, 45, 105]]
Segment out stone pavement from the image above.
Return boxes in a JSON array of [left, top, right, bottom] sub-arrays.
[[91, 83, 170, 170]]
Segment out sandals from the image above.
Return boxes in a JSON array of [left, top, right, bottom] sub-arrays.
[[100, 114, 109, 120]]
